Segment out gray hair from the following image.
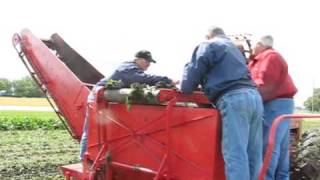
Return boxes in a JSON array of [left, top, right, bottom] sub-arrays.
[[207, 26, 225, 38], [259, 35, 273, 48]]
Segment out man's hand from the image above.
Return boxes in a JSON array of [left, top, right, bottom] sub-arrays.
[[155, 80, 179, 89], [171, 80, 180, 86]]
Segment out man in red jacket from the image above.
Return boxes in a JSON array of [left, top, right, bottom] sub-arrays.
[[248, 35, 297, 180]]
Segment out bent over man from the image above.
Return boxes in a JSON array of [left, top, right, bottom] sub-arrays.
[[180, 26, 264, 180]]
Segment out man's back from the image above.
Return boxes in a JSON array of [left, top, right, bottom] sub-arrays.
[[180, 26, 264, 180], [248, 48, 297, 101], [181, 36, 255, 102]]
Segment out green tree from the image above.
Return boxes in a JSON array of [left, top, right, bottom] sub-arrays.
[[0, 78, 12, 95], [12, 76, 44, 97], [304, 88, 320, 112]]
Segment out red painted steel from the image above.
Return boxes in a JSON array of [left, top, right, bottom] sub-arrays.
[[19, 29, 90, 140], [85, 88, 225, 179], [61, 163, 84, 179], [158, 89, 210, 104], [258, 114, 320, 180]]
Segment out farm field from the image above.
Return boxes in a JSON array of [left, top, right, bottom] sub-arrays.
[[1, 97, 320, 179], [301, 118, 320, 131], [0, 130, 79, 179], [0, 110, 76, 179], [0, 97, 50, 107], [0, 111, 56, 118], [1, 117, 319, 179], [0, 111, 64, 130]]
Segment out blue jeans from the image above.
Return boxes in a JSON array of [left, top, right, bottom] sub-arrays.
[[263, 99, 294, 180], [216, 88, 263, 180], [79, 90, 95, 160]]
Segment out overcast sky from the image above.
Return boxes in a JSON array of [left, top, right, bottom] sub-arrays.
[[0, 0, 319, 107]]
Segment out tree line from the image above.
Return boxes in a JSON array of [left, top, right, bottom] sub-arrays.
[[304, 88, 320, 112], [0, 76, 43, 97]]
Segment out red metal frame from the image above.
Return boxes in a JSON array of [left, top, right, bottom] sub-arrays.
[[15, 29, 90, 140], [258, 114, 320, 180], [86, 95, 178, 179], [158, 89, 210, 104], [83, 88, 225, 179]]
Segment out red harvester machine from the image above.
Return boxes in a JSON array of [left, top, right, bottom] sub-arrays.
[[12, 29, 320, 180]]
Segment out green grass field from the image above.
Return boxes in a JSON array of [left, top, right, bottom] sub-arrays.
[[0, 97, 76, 178], [0, 110, 56, 119], [294, 110, 320, 131], [0, 130, 78, 179], [301, 119, 320, 131], [0, 111, 63, 130]]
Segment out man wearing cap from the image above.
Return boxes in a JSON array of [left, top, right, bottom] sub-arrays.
[[249, 35, 297, 180], [180, 26, 264, 180], [95, 50, 176, 87], [79, 50, 178, 160]]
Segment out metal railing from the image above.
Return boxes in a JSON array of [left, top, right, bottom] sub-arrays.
[[258, 114, 320, 180]]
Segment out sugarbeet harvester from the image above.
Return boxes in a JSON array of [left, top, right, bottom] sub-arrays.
[[12, 29, 320, 180]]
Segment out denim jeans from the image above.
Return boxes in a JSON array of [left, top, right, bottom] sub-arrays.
[[216, 88, 263, 180], [79, 89, 95, 160], [263, 99, 294, 180]]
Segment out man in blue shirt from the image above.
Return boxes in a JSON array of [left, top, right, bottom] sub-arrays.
[[80, 50, 178, 160], [96, 50, 176, 87], [180, 26, 264, 180]]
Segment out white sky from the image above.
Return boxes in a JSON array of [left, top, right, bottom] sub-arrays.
[[0, 0, 319, 107]]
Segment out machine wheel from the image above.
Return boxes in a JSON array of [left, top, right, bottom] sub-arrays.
[[291, 128, 320, 180]]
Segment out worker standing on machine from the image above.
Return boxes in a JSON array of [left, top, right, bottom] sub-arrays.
[[180, 26, 264, 180]]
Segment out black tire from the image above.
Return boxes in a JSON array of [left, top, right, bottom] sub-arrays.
[[291, 128, 320, 180]]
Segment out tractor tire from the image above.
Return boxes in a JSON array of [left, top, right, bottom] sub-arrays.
[[291, 128, 320, 180]]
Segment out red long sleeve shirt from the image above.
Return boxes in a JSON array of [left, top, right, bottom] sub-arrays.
[[248, 48, 297, 102]]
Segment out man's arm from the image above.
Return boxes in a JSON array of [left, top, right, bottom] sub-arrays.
[[125, 69, 173, 86], [180, 44, 210, 93]]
